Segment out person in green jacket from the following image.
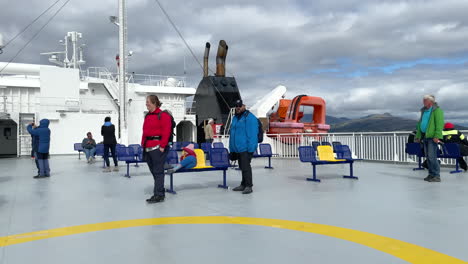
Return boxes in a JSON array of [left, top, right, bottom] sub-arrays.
[[415, 94, 444, 182]]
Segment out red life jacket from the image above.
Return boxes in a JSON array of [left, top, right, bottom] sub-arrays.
[[141, 108, 172, 148]]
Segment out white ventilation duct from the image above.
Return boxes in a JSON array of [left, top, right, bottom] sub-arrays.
[[250, 85, 287, 118]]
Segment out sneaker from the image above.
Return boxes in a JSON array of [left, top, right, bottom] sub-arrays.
[[242, 187, 253, 194], [88, 157, 92, 163], [146, 196, 165, 203], [424, 175, 433, 181], [103, 167, 112, 172], [428, 177, 441, 182], [232, 185, 245, 191], [33, 175, 47, 179], [113, 166, 119, 172]]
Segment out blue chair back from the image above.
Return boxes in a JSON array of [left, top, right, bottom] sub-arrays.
[[213, 142, 224, 148], [440, 143, 461, 158], [332, 141, 342, 152], [321, 141, 331, 146], [335, 145, 353, 159], [128, 144, 140, 155], [201, 143, 212, 153], [210, 148, 230, 168], [406, 143, 423, 156], [298, 146, 317, 163], [259, 143, 272, 156], [253, 148, 260, 157], [95, 144, 104, 156], [311, 141, 321, 151], [74, 143, 83, 151], [137, 147, 144, 161], [172, 142, 183, 151], [117, 147, 135, 161], [166, 150, 179, 164]]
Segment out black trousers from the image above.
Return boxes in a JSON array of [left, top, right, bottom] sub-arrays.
[[238, 152, 253, 187], [104, 144, 118, 167], [458, 145, 468, 169], [146, 148, 169, 197]]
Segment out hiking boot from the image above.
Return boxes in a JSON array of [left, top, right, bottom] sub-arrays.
[[146, 196, 165, 203], [103, 167, 112, 172], [242, 187, 253, 194], [424, 175, 433, 181], [232, 185, 245, 191], [113, 166, 119, 172], [428, 177, 441, 182]]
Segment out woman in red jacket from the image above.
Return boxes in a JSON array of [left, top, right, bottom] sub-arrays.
[[142, 95, 172, 203]]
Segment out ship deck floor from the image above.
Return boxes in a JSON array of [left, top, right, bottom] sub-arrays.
[[0, 155, 467, 264]]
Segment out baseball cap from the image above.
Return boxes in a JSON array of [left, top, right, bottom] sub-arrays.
[[234, 99, 243, 107]]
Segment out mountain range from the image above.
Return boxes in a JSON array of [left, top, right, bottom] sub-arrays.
[[326, 113, 468, 132]]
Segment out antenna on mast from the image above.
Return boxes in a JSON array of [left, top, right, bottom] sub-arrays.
[[40, 31, 86, 68]]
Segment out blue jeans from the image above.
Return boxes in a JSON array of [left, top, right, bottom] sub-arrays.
[[180, 156, 197, 169], [83, 148, 96, 160], [423, 138, 440, 178], [37, 152, 50, 176]]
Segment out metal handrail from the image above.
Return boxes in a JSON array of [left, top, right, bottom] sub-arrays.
[[212, 131, 468, 165]]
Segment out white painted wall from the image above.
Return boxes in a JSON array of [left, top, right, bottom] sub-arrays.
[[37, 112, 119, 154], [40, 67, 80, 113]]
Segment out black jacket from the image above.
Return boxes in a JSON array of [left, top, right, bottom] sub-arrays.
[[101, 124, 117, 145]]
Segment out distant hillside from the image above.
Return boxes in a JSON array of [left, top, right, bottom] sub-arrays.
[[328, 113, 468, 132], [325, 115, 350, 125]]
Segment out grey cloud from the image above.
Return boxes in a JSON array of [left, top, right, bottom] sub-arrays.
[[1, 0, 468, 125]]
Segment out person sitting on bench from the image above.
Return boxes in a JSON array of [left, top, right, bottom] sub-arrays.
[[167, 144, 197, 174], [442, 122, 468, 171]]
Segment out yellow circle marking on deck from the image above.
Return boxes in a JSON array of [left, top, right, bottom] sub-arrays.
[[0, 216, 465, 264]]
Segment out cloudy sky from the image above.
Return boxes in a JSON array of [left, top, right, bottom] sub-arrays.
[[1, 0, 468, 124]]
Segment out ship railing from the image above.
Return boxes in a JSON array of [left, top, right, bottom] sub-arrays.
[[82, 68, 187, 87], [129, 73, 186, 87], [212, 131, 468, 165]]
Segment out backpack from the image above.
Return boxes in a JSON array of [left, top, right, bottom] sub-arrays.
[[246, 111, 264, 143], [257, 118, 264, 143], [146, 110, 176, 144]]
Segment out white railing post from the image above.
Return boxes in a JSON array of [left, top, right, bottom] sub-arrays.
[[393, 133, 399, 161]]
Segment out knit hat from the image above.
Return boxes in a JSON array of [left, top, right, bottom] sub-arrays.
[[183, 143, 195, 151], [444, 122, 455, 129]]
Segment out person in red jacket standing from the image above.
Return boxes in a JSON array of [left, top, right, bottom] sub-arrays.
[[142, 95, 172, 203]]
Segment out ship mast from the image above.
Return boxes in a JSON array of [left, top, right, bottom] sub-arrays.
[[118, 0, 128, 144]]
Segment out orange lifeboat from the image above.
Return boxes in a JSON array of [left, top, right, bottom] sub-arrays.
[[267, 95, 330, 141]]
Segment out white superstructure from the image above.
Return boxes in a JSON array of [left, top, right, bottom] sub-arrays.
[[0, 33, 196, 156]]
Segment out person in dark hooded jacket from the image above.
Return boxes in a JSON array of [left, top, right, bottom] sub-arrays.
[[101, 116, 118, 172], [27, 119, 51, 178]]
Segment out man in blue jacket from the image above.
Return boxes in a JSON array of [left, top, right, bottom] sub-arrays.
[[27, 119, 51, 178], [229, 100, 259, 194]]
